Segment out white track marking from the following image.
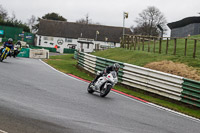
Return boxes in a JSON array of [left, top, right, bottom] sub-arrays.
[[148, 103, 200, 123], [39, 59, 200, 123], [39, 59, 88, 84], [0, 129, 8, 133]]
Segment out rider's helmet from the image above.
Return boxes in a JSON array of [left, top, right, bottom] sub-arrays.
[[8, 38, 13, 44], [113, 63, 120, 72]]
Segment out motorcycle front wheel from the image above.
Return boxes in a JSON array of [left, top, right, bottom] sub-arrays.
[[0, 51, 7, 62], [87, 82, 94, 94], [100, 84, 112, 97]]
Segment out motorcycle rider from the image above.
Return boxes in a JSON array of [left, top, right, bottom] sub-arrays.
[[15, 40, 22, 48], [92, 63, 120, 84], [13, 40, 22, 57], [0, 38, 14, 57]]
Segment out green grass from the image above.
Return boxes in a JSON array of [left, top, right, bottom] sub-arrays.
[[44, 54, 200, 119], [92, 48, 200, 71], [44, 54, 93, 81]]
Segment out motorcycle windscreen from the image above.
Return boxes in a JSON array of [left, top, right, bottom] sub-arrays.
[[110, 71, 117, 78]]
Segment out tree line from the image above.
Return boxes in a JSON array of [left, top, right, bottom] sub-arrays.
[[0, 4, 167, 36], [0, 5, 30, 32]]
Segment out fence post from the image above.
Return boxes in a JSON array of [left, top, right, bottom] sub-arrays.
[[193, 39, 197, 58], [166, 38, 169, 54], [159, 38, 162, 54], [148, 39, 150, 52], [184, 38, 187, 56], [134, 36, 137, 50], [153, 38, 156, 53], [122, 36, 125, 49], [119, 37, 122, 47], [123, 36, 125, 48], [120, 37, 122, 48], [128, 36, 131, 50], [138, 36, 141, 50], [142, 38, 145, 51], [125, 35, 128, 49], [126, 35, 129, 49], [173, 38, 177, 55], [130, 36, 134, 50]]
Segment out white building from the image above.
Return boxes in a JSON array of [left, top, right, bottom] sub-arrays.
[[35, 19, 132, 53]]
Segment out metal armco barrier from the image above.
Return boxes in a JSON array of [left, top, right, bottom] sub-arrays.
[[75, 51, 200, 107], [95, 56, 124, 82], [182, 79, 200, 107], [122, 63, 183, 101], [82, 53, 97, 74]]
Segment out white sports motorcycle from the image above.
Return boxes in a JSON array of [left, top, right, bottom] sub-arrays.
[[87, 71, 118, 97]]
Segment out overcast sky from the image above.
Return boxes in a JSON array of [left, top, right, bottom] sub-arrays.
[[1, 0, 200, 36]]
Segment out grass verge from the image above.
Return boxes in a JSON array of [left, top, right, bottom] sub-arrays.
[[92, 48, 200, 69], [44, 54, 200, 119]]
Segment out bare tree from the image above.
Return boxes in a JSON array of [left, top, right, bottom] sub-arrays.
[[76, 14, 91, 24], [132, 6, 167, 36], [76, 18, 88, 24], [27, 15, 36, 33], [28, 15, 36, 26], [10, 12, 16, 22], [76, 14, 100, 25], [0, 4, 8, 21]]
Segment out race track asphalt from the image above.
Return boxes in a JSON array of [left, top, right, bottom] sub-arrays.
[[0, 57, 199, 133]]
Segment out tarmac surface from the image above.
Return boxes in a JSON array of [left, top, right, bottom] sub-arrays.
[[0, 57, 199, 133]]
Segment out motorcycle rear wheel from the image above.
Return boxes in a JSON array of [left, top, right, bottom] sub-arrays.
[[87, 82, 94, 94], [100, 84, 112, 97]]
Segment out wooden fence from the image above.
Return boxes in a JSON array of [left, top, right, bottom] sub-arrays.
[[121, 35, 200, 58]]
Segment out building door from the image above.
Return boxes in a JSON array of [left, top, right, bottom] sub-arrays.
[[81, 43, 84, 52], [39, 36, 41, 45]]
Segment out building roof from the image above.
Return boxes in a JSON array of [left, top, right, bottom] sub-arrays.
[[167, 16, 200, 29], [37, 19, 132, 43]]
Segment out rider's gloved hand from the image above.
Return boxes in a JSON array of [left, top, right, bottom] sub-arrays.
[[103, 72, 108, 76]]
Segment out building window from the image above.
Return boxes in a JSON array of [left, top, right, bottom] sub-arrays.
[[39, 36, 41, 45], [44, 36, 48, 40], [68, 44, 76, 49], [87, 44, 89, 49], [43, 36, 54, 41], [65, 38, 73, 42], [49, 37, 54, 41]]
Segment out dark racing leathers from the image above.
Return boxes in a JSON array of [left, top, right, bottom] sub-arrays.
[[4, 42, 14, 50], [92, 65, 118, 84], [0, 42, 14, 56]]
